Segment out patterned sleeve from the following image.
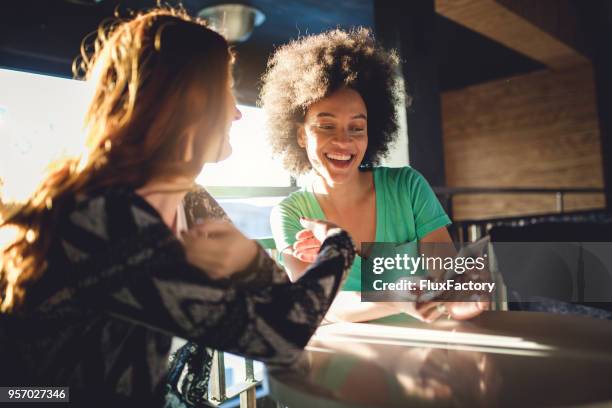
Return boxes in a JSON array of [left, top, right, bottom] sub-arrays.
[[60, 189, 354, 364]]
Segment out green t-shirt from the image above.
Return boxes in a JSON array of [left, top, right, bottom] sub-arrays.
[[270, 166, 451, 292]]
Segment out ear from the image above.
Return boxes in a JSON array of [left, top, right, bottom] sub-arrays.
[[297, 124, 306, 148]]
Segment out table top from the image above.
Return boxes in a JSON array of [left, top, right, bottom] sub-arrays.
[[267, 311, 612, 408]]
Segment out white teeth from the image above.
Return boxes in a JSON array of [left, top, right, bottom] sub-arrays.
[[325, 153, 352, 161]]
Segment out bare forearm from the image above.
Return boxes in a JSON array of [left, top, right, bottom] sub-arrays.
[[283, 255, 400, 322]]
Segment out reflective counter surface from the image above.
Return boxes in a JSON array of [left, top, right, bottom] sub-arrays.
[[267, 311, 612, 408]]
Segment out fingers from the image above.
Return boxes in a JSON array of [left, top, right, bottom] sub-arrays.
[[292, 229, 321, 264], [293, 237, 320, 252], [181, 228, 205, 243], [184, 233, 237, 259], [184, 243, 233, 279], [294, 251, 318, 263], [448, 300, 488, 321], [192, 220, 236, 237], [182, 232, 231, 276], [180, 230, 200, 246], [412, 300, 488, 323], [295, 229, 314, 240], [182, 222, 258, 280], [416, 301, 448, 323], [394, 301, 441, 323]]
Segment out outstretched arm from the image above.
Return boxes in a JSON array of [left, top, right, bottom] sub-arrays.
[[60, 191, 354, 364]]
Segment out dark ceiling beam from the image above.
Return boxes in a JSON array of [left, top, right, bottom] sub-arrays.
[[496, 0, 588, 57], [436, 0, 588, 69], [374, 0, 447, 188]]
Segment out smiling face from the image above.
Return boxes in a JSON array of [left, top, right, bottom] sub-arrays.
[[299, 87, 368, 185]]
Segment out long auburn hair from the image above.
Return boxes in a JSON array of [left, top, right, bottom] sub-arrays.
[[0, 7, 233, 313]]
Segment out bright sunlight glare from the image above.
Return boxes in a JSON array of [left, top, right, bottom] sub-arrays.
[[0, 68, 291, 203]]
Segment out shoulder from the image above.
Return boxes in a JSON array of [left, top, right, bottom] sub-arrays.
[[276, 189, 312, 210], [183, 184, 229, 222], [373, 166, 427, 188], [63, 186, 164, 242], [270, 189, 312, 224], [184, 184, 215, 206], [50, 186, 171, 269]]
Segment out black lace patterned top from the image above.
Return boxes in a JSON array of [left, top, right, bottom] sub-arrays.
[[1, 185, 354, 406]]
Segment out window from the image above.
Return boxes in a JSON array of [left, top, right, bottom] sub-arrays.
[[197, 104, 290, 187], [0, 68, 294, 238], [195, 104, 296, 239], [0, 68, 89, 202]]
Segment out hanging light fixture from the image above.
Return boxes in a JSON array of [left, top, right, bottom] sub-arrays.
[[197, 3, 266, 43]]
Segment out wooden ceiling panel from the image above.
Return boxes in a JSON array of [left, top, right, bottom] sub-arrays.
[[436, 0, 587, 69]]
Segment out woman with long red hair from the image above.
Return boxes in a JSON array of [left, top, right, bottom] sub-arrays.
[[0, 7, 354, 405]]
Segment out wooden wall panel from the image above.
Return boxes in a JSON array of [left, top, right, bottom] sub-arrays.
[[442, 63, 605, 220]]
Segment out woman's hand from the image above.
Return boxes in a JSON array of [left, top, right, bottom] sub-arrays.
[[181, 220, 258, 280], [391, 299, 488, 323], [282, 217, 346, 282], [291, 217, 340, 263]]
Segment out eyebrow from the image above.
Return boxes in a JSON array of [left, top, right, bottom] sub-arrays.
[[316, 112, 367, 120]]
